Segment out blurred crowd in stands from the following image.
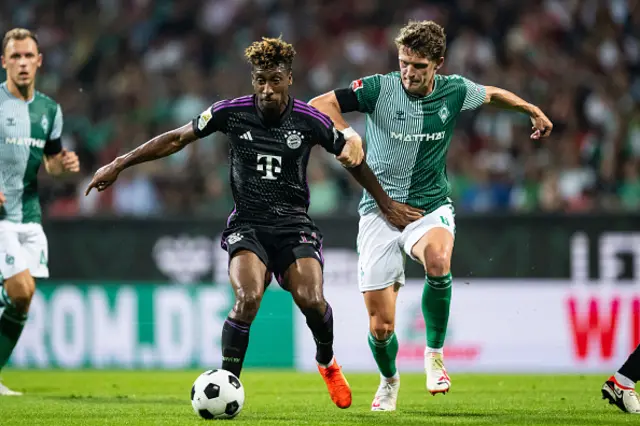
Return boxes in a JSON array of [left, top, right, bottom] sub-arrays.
[[2, 0, 639, 217]]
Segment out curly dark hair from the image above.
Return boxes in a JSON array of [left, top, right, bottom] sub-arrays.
[[394, 20, 446, 61], [244, 36, 296, 71]]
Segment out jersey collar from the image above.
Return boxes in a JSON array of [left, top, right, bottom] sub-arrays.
[[255, 94, 293, 127], [1, 82, 35, 104]]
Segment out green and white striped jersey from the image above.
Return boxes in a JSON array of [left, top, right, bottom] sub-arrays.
[[352, 71, 486, 215], [0, 82, 63, 224]]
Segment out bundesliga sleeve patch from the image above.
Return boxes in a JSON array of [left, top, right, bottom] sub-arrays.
[[197, 108, 213, 131], [351, 79, 364, 92]]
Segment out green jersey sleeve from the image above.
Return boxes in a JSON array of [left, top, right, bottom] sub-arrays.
[[350, 74, 382, 113], [459, 76, 487, 111], [50, 104, 63, 140]]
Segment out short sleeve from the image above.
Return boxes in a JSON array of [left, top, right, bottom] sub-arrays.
[[49, 104, 63, 140], [308, 108, 346, 155], [459, 76, 487, 111], [192, 101, 230, 138], [44, 104, 63, 156], [350, 74, 382, 114]]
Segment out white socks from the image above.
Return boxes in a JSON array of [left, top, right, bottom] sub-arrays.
[[382, 372, 400, 383], [615, 372, 635, 389]]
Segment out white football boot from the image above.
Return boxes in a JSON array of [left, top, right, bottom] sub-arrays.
[[0, 381, 22, 396], [425, 350, 450, 395], [371, 374, 400, 411], [602, 376, 640, 414]]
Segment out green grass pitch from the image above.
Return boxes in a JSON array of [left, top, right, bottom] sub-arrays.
[[0, 370, 636, 425]]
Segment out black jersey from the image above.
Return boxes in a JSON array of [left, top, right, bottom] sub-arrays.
[[192, 95, 346, 227]]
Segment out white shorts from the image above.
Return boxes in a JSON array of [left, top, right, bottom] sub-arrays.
[[0, 221, 49, 280], [357, 204, 455, 292]]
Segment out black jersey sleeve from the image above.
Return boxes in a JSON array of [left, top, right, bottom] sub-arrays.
[[192, 100, 231, 138], [305, 107, 346, 156]]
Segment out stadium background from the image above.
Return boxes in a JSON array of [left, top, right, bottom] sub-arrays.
[[2, 0, 639, 374]]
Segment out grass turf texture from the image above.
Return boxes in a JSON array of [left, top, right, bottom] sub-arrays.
[[0, 371, 636, 425]]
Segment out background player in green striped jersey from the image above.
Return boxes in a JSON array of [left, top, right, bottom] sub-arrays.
[[310, 20, 552, 411], [0, 28, 80, 395]]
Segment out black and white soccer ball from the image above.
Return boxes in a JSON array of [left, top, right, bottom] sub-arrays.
[[191, 369, 245, 420]]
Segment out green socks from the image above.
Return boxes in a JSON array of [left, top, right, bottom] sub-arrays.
[[0, 295, 27, 370], [368, 331, 398, 378], [367, 273, 451, 378], [422, 273, 452, 349]]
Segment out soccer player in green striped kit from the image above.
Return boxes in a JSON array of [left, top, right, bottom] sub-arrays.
[[310, 20, 552, 411], [0, 28, 80, 395]]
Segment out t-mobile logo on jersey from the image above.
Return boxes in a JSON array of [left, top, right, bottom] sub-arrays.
[[256, 154, 282, 180]]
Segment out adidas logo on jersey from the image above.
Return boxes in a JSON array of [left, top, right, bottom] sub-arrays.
[[390, 131, 445, 142], [239, 131, 253, 141]]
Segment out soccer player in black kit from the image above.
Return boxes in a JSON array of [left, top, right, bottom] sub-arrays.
[[86, 37, 423, 409]]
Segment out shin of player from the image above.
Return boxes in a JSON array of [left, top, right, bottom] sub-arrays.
[[0, 28, 80, 396], [284, 256, 352, 409], [221, 251, 269, 378], [410, 227, 454, 393], [602, 344, 640, 414], [0, 271, 33, 379], [286, 259, 334, 367]]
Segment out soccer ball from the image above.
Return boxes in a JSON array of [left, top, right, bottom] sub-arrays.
[[191, 369, 245, 420]]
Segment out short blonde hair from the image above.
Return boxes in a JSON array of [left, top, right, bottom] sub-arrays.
[[2, 28, 39, 55]]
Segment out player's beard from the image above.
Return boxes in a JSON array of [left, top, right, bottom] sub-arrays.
[[11, 73, 35, 97], [259, 98, 285, 117]]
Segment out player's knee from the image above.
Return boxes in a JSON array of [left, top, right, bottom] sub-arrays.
[[291, 286, 324, 312], [5, 273, 36, 313], [232, 291, 263, 322], [370, 319, 395, 341], [424, 246, 451, 276]]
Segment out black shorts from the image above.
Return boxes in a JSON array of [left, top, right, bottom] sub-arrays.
[[221, 224, 324, 288]]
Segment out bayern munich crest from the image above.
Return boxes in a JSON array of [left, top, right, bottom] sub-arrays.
[[286, 130, 303, 149]]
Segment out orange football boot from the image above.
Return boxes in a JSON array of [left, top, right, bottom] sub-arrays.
[[317, 357, 352, 409]]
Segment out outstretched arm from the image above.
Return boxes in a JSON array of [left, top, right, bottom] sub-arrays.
[[309, 91, 352, 132], [310, 91, 363, 167], [115, 123, 198, 170], [344, 161, 390, 211], [85, 123, 198, 195], [484, 86, 553, 139], [309, 75, 380, 131], [344, 161, 424, 230]]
